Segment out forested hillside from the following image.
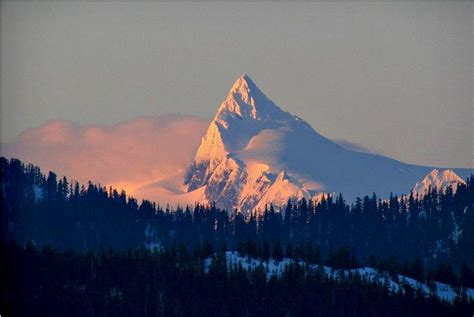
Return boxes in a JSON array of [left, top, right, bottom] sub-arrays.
[[2, 157, 473, 272], [2, 243, 474, 317], [2, 157, 474, 315]]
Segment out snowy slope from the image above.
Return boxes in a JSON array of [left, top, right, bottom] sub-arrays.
[[205, 251, 474, 304], [184, 75, 473, 213], [184, 75, 327, 212], [253, 170, 311, 211], [412, 169, 466, 197]]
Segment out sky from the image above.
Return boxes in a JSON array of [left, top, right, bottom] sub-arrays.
[[1, 2, 473, 168]]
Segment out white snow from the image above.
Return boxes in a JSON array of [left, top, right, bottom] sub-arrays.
[[412, 169, 466, 198], [144, 223, 165, 252], [183, 75, 472, 212], [253, 170, 311, 212], [204, 251, 474, 304]]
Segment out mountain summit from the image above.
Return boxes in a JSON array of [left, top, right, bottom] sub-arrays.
[[185, 74, 293, 195], [184, 75, 471, 212], [412, 169, 466, 197], [215, 74, 285, 122], [184, 74, 329, 211]]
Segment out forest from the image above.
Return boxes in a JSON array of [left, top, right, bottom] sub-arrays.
[[2, 157, 474, 315], [2, 242, 474, 317]]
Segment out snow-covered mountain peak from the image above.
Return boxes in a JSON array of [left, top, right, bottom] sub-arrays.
[[185, 75, 311, 209], [426, 169, 440, 179], [228, 74, 257, 101], [183, 75, 472, 213], [424, 169, 464, 186], [215, 75, 285, 124], [412, 169, 466, 197], [227, 74, 264, 110]]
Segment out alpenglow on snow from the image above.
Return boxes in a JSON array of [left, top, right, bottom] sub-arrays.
[[183, 75, 472, 213]]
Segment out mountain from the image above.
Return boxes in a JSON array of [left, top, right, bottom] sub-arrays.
[[412, 169, 466, 197], [184, 75, 473, 212]]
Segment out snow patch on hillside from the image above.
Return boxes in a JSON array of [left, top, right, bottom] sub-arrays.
[[205, 251, 474, 304]]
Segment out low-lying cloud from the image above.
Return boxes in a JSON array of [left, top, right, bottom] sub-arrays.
[[2, 114, 209, 202]]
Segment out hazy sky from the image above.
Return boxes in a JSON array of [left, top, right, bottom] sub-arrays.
[[2, 2, 473, 168]]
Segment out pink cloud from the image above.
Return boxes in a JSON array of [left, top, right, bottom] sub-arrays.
[[2, 114, 209, 203]]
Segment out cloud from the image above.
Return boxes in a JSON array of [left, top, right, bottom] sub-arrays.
[[1, 114, 209, 202]]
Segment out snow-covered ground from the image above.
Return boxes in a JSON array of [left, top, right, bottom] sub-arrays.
[[205, 251, 474, 304]]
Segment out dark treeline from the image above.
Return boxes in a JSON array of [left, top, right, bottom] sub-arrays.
[[2, 242, 473, 317], [2, 157, 474, 281]]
